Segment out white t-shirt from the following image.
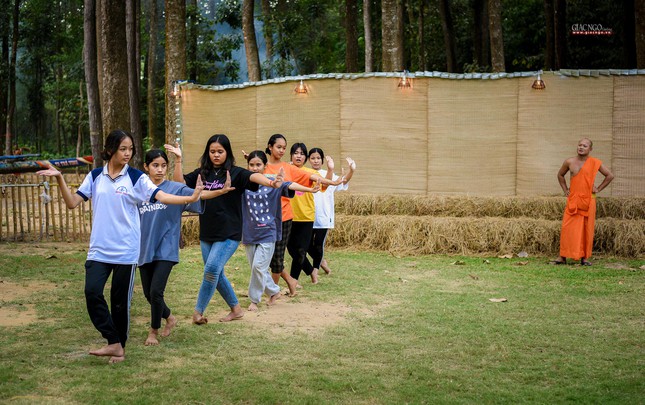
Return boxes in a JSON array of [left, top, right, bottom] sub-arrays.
[[313, 169, 348, 229], [77, 164, 159, 264]]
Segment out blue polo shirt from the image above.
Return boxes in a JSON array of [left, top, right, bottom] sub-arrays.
[[77, 164, 160, 265]]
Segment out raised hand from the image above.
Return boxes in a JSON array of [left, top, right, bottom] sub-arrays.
[[346, 157, 356, 171], [311, 181, 321, 193], [36, 165, 62, 178], [241, 150, 250, 160], [222, 170, 236, 193], [325, 156, 335, 171], [189, 174, 205, 202], [164, 142, 182, 160]]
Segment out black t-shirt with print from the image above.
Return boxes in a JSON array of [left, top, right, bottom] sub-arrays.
[[184, 166, 259, 242]]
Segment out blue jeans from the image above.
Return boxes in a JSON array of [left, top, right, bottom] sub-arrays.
[[195, 239, 240, 314]]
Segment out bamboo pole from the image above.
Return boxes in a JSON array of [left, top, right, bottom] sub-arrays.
[[0, 186, 4, 241], [17, 181, 24, 239], [49, 183, 56, 241], [57, 184, 64, 241]]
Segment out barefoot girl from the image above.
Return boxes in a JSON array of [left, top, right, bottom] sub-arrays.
[[138, 149, 211, 346], [263, 134, 344, 294], [242, 151, 319, 311], [167, 134, 283, 324], [303, 148, 356, 277], [37, 129, 203, 363]]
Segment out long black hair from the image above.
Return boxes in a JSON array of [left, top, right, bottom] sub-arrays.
[[265, 133, 286, 155], [199, 134, 235, 178], [101, 129, 135, 161]]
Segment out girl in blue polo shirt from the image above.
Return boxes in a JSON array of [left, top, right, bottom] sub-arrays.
[[37, 129, 203, 364]]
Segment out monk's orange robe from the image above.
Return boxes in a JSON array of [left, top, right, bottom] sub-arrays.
[[559, 157, 602, 260]]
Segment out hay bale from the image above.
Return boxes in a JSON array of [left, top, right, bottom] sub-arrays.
[[335, 194, 645, 220], [329, 214, 644, 257]]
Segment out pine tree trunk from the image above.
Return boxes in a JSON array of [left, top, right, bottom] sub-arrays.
[[5, 0, 18, 155], [473, 0, 489, 69], [243, 0, 261, 81], [165, 0, 186, 149], [84, 0, 103, 167], [99, 0, 130, 138], [345, 0, 358, 73], [554, 0, 567, 69], [260, 0, 273, 77], [364, 0, 373, 72], [381, 0, 403, 72], [146, 0, 160, 148], [187, 0, 197, 81], [488, 0, 505, 72], [126, 0, 143, 168], [438, 0, 458, 72], [544, 0, 555, 70]]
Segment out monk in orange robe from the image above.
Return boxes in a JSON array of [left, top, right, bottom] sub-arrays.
[[553, 138, 614, 265]]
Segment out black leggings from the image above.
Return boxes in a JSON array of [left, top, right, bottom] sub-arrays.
[[270, 220, 292, 274], [139, 260, 175, 329], [303, 228, 329, 274], [288, 221, 314, 279], [84, 260, 136, 348]]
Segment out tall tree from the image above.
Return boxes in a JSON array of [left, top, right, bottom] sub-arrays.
[[84, 0, 103, 167], [637, 0, 645, 68], [381, 0, 403, 71], [186, 0, 197, 81], [146, 0, 160, 148], [553, 0, 566, 69], [624, 0, 637, 68], [438, 0, 458, 72], [345, 0, 359, 72], [5, 0, 19, 155], [0, 0, 10, 142], [99, 0, 130, 138], [260, 0, 274, 77], [126, 0, 143, 168], [544, 0, 555, 70], [242, 0, 261, 81], [364, 0, 374, 72], [473, 0, 489, 70], [165, 0, 186, 147], [416, 0, 428, 71], [488, 0, 505, 72]]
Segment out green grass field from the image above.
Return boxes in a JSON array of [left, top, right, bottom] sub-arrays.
[[0, 243, 643, 404]]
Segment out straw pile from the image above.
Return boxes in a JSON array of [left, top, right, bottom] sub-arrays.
[[180, 195, 645, 257]]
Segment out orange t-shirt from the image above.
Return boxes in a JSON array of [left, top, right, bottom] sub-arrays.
[[264, 162, 313, 222]]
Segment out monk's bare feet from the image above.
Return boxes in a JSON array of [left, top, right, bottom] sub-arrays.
[[321, 259, 331, 275], [161, 314, 177, 337], [286, 278, 298, 297], [581, 259, 592, 266], [311, 268, 319, 284], [219, 309, 244, 322], [109, 355, 125, 364], [248, 303, 259, 311], [89, 343, 124, 358], [268, 292, 281, 306], [145, 328, 159, 346], [192, 311, 208, 325]]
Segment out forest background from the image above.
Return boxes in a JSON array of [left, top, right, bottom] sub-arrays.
[[0, 0, 643, 169]]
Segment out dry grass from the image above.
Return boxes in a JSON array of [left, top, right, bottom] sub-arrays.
[[335, 194, 645, 220], [179, 195, 645, 257]]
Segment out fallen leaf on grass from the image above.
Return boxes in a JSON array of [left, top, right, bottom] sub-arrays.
[[489, 298, 508, 303], [640, 265, 645, 270], [468, 274, 479, 280], [515, 261, 529, 266], [618, 280, 624, 285], [45, 255, 57, 260], [451, 260, 466, 265], [482, 259, 491, 264], [399, 277, 409, 283], [498, 254, 513, 259]]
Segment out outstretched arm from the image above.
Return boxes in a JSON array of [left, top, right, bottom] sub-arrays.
[[593, 164, 614, 194], [201, 170, 236, 200], [557, 159, 571, 196], [164, 142, 185, 183], [342, 157, 356, 184], [288, 181, 320, 193], [324, 156, 335, 180], [155, 174, 203, 204], [250, 167, 284, 189], [36, 166, 84, 209]]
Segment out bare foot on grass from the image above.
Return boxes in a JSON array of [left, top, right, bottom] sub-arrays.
[[89, 343, 124, 358], [268, 292, 281, 306], [109, 355, 125, 364], [192, 311, 208, 325], [286, 278, 299, 297], [145, 328, 159, 346], [311, 268, 319, 284], [321, 259, 331, 275], [161, 314, 177, 337], [219, 310, 244, 322], [248, 303, 259, 312]]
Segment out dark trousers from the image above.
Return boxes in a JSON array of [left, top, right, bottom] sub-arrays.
[[139, 260, 174, 329], [303, 228, 328, 274], [288, 221, 314, 279], [84, 260, 136, 348], [270, 220, 292, 274]]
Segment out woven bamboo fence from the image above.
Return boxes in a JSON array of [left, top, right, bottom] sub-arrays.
[[0, 173, 92, 242]]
